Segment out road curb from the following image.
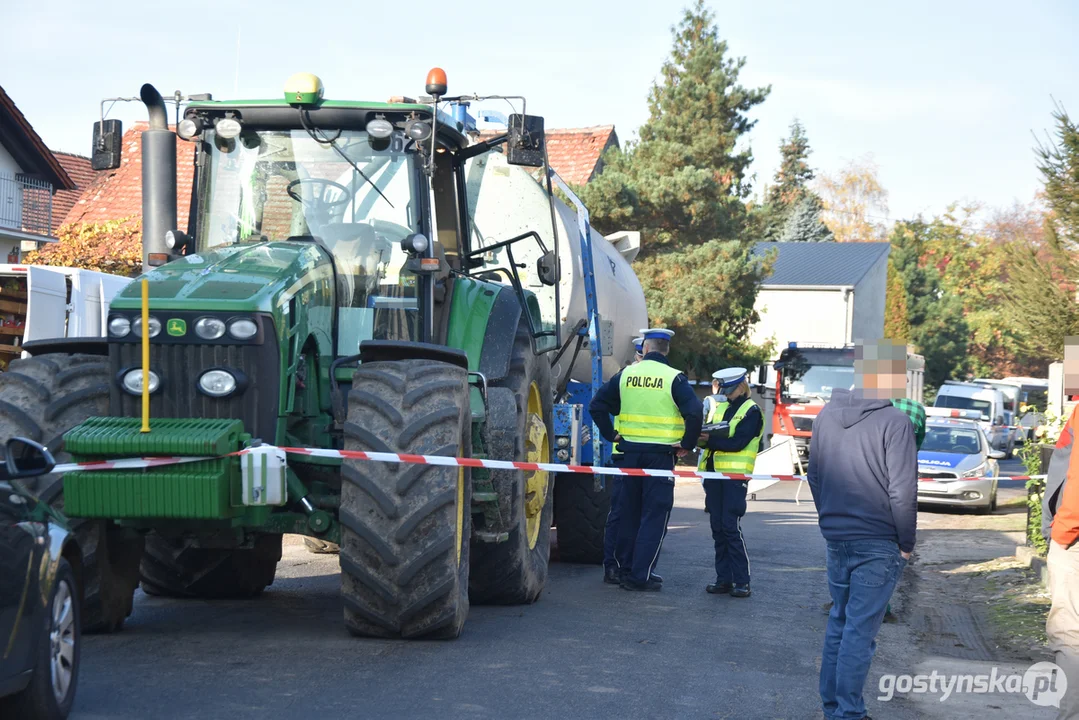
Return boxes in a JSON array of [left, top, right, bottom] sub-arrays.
[[1015, 544, 1049, 586]]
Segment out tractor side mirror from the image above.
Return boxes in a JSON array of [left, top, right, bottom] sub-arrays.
[[537, 250, 559, 286], [757, 365, 767, 385], [4, 438, 55, 479], [92, 119, 123, 171], [506, 114, 545, 167]]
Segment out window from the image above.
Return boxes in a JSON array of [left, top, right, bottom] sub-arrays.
[[934, 395, 992, 421]]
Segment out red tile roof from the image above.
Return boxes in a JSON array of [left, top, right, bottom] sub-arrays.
[[50, 152, 95, 233], [64, 122, 195, 230], [477, 125, 618, 186], [544, 126, 618, 186], [0, 85, 75, 190]]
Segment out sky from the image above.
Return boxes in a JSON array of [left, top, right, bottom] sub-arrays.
[[4, 0, 1077, 222]]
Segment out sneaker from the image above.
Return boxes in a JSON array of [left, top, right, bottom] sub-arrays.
[[706, 580, 732, 594], [730, 583, 751, 598], [620, 577, 662, 592]]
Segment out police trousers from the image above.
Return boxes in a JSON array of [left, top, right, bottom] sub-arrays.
[[703, 478, 750, 585], [613, 451, 675, 585]]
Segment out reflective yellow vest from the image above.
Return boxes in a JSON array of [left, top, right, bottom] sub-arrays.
[[617, 360, 685, 445], [698, 398, 762, 474]]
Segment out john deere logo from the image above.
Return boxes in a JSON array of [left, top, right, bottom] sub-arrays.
[[166, 319, 187, 337]]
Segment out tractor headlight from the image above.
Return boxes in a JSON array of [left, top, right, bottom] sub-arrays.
[[199, 370, 238, 398], [121, 369, 160, 395], [132, 316, 161, 338], [195, 317, 226, 340], [108, 316, 131, 338], [228, 318, 258, 340], [214, 117, 243, 139]]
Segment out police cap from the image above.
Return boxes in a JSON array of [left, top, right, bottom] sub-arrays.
[[712, 367, 747, 388]]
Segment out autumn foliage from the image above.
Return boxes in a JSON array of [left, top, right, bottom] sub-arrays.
[[24, 217, 142, 277]]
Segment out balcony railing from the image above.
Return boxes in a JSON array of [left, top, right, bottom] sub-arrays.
[[0, 171, 54, 239]]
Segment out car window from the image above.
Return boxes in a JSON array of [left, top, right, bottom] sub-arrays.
[[922, 426, 982, 453]]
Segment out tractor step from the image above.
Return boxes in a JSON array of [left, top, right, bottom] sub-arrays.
[[473, 530, 510, 543]]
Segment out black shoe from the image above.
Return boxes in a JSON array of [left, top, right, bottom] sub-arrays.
[[649, 572, 663, 584], [620, 577, 662, 592], [706, 580, 732, 594], [603, 567, 621, 585], [730, 583, 751, 598]]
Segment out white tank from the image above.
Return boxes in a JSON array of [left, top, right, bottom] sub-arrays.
[[464, 150, 648, 384]]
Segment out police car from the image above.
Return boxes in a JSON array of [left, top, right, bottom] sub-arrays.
[[917, 408, 1004, 513]]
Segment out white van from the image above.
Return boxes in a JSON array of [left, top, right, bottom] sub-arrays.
[[933, 381, 1013, 457]]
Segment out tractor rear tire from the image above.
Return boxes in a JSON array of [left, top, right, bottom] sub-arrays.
[[553, 473, 610, 565], [340, 359, 472, 640], [139, 533, 282, 598], [303, 537, 340, 554], [468, 325, 554, 605], [0, 353, 142, 632]]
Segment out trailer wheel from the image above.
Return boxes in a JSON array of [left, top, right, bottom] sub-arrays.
[[553, 473, 610, 564], [139, 533, 281, 598], [468, 326, 554, 605], [340, 359, 471, 639], [0, 353, 142, 633]]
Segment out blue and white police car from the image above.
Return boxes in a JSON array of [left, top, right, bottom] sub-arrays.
[[917, 408, 1005, 513]]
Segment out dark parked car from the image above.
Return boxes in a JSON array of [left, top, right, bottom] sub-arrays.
[[0, 438, 82, 719]]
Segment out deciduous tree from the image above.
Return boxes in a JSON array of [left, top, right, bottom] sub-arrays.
[[816, 157, 889, 242], [24, 218, 142, 276]]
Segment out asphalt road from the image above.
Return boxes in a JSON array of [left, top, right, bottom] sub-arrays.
[[71, 480, 929, 720]]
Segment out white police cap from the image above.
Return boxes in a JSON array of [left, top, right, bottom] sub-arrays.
[[632, 336, 644, 352], [712, 367, 747, 388], [639, 328, 674, 341]]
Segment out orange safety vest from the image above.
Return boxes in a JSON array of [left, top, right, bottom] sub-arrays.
[[1053, 409, 1079, 547]]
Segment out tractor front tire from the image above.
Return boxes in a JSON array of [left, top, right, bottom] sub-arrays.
[[468, 324, 554, 604], [0, 353, 142, 632], [139, 533, 282, 598], [553, 473, 610, 565], [340, 359, 472, 640]]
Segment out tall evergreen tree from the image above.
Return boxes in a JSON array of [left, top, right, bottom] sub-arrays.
[[579, 2, 774, 372], [767, 119, 815, 207], [778, 194, 833, 243]]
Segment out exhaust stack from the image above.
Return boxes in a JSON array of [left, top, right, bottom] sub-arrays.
[[140, 83, 177, 271]]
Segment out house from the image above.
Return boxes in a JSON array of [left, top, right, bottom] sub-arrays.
[[749, 241, 891, 349], [0, 84, 78, 259]]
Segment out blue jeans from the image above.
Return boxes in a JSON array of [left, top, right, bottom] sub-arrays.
[[820, 539, 908, 720]]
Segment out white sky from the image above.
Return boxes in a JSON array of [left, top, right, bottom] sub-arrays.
[[4, 0, 1076, 222]]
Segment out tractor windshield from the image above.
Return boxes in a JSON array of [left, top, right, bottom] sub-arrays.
[[196, 129, 424, 345]]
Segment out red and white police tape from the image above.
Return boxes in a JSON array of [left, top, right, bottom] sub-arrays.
[[50, 447, 1048, 484]]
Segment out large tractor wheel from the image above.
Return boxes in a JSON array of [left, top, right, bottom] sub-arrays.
[[553, 473, 610, 565], [468, 327, 554, 605], [340, 359, 472, 639], [0, 353, 142, 633], [139, 533, 282, 598]]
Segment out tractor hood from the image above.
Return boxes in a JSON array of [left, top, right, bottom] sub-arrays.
[[110, 242, 333, 314]]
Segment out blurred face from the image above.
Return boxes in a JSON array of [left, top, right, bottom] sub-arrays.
[[854, 339, 907, 400]]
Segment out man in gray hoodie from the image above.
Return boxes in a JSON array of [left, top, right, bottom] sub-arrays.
[[808, 344, 917, 720]]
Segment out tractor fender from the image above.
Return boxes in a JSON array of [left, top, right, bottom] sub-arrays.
[[477, 285, 523, 383]]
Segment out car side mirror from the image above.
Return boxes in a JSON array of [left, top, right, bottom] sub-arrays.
[[988, 450, 1006, 460], [506, 114, 545, 167], [537, 250, 558, 286], [5, 438, 55, 479]]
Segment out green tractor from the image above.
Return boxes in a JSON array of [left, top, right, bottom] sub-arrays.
[[3, 70, 574, 639]]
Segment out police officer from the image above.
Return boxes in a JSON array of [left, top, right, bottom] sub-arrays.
[[700, 367, 763, 598], [591, 328, 703, 591], [602, 336, 646, 583]]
